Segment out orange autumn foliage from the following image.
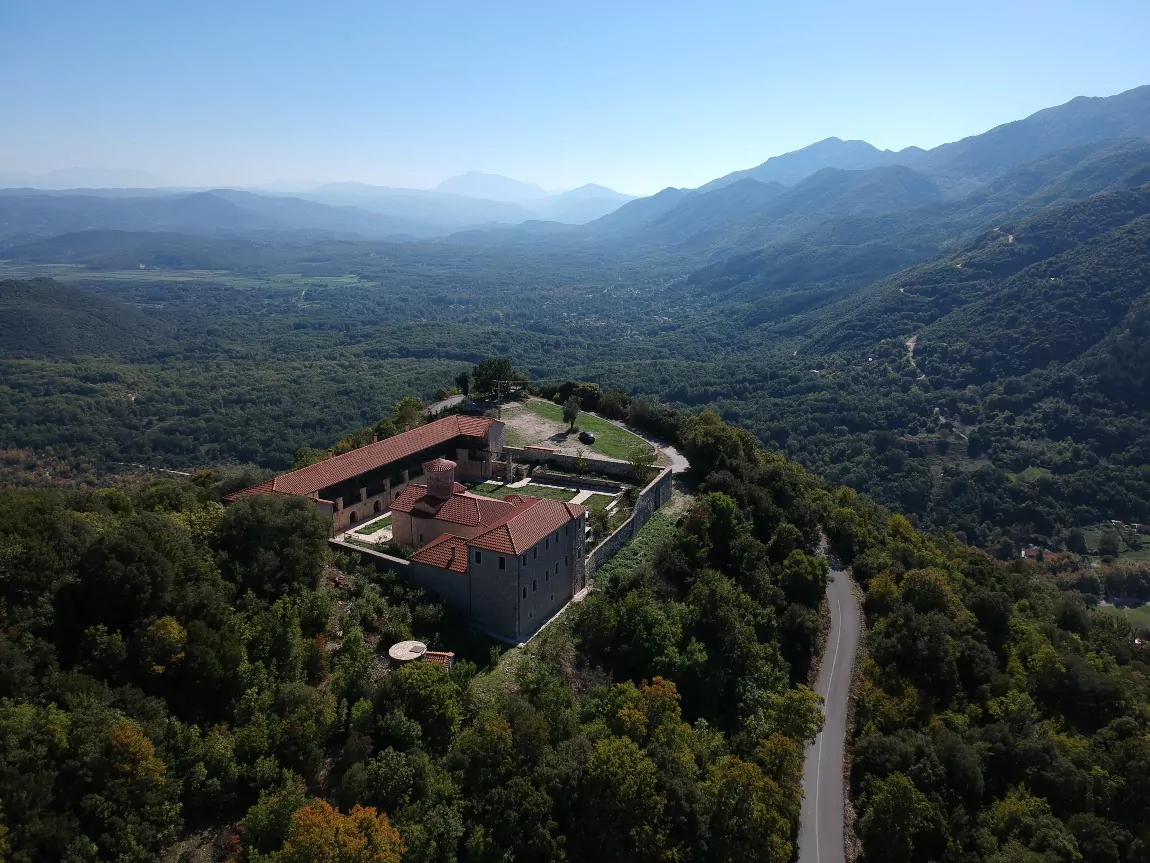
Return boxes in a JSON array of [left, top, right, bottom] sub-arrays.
[[274, 800, 404, 863]]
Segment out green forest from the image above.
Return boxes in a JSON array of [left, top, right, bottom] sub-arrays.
[[6, 49, 1150, 863], [6, 177, 1150, 553], [2, 411, 1145, 861]]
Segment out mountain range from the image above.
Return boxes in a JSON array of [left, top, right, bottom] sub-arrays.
[[702, 84, 1150, 194], [0, 176, 637, 242], [4, 85, 1147, 248], [4, 83, 1150, 554]]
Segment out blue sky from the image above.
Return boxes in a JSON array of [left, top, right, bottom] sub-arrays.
[[2, 0, 1148, 194]]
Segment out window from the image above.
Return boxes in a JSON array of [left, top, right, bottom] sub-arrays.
[[550, 593, 554, 601], [522, 587, 528, 599], [565, 554, 568, 566], [532, 578, 538, 592], [554, 563, 559, 576], [418, 532, 423, 543], [554, 531, 559, 543], [545, 571, 549, 583], [545, 538, 549, 550], [565, 525, 569, 536], [498, 556, 506, 570], [533, 547, 538, 560], [529, 611, 533, 619], [474, 551, 482, 564], [522, 554, 527, 565]]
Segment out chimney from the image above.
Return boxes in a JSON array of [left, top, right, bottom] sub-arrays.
[[372, 433, 378, 443], [405, 424, 410, 432], [327, 449, 334, 459]]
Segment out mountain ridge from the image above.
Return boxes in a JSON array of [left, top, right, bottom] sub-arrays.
[[699, 84, 1150, 194]]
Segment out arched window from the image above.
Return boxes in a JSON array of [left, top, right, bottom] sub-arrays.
[[348, 511, 358, 524], [373, 500, 382, 513]]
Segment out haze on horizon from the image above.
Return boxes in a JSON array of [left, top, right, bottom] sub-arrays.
[[2, 0, 1149, 196]]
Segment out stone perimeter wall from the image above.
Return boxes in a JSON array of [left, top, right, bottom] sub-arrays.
[[328, 539, 412, 575], [330, 465, 674, 619], [585, 466, 673, 580], [504, 446, 636, 480]]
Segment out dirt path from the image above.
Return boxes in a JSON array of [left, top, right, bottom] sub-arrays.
[[905, 334, 926, 380], [600, 419, 690, 473]]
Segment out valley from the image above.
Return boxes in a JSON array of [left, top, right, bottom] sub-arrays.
[[4, 75, 1150, 863], [5, 101, 1150, 553]]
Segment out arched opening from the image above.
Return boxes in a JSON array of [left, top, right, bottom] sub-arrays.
[[373, 500, 382, 513], [348, 511, 358, 525]]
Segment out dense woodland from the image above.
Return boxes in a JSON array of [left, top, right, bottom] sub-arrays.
[[5, 159, 1150, 552], [0, 412, 835, 862], [1, 409, 1145, 861], [831, 494, 1150, 862]]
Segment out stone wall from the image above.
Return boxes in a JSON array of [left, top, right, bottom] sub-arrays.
[[585, 466, 673, 580], [329, 539, 412, 575], [530, 469, 623, 492], [504, 446, 638, 481]]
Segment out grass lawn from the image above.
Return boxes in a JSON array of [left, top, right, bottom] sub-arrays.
[[593, 510, 676, 584], [1118, 547, 1150, 563], [471, 481, 578, 503], [584, 492, 616, 514], [1104, 603, 1150, 634], [524, 399, 653, 460], [1010, 466, 1053, 482], [354, 514, 391, 534]]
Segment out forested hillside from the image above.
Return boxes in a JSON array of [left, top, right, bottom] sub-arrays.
[[1, 411, 1144, 861], [0, 413, 835, 861], [3, 91, 1150, 555], [829, 491, 1150, 862]]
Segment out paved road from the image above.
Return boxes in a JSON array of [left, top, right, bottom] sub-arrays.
[[797, 564, 861, 863]]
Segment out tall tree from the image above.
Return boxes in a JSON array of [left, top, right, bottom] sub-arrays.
[[562, 396, 581, 431]]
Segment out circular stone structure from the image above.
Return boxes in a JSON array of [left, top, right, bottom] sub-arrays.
[[388, 640, 427, 664], [423, 458, 458, 499]]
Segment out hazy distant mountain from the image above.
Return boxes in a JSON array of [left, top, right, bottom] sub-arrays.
[[1, 167, 170, 189], [700, 85, 1150, 195], [583, 165, 939, 254], [0, 192, 272, 242], [304, 183, 533, 229], [701, 138, 907, 192], [304, 179, 633, 228], [529, 184, 636, 222], [436, 171, 550, 201], [208, 189, 439, 238], [0, 189, 434, 243], [903, 84, 1150, 193]]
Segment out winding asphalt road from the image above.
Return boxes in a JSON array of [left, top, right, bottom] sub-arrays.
[[797, 563, 861, 863]]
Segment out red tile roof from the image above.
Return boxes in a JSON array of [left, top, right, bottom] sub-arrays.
[[224, 479, 277, 500], [225, 415, 496, 500], [390, 483, 518, 526], [422, 650, 455, 669], [470, 498, 586, 555], [411, 534, 469, 573], [423, 458, 457, 472]]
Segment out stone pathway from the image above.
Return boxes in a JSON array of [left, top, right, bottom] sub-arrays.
[[340, 512, 393, 543]]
